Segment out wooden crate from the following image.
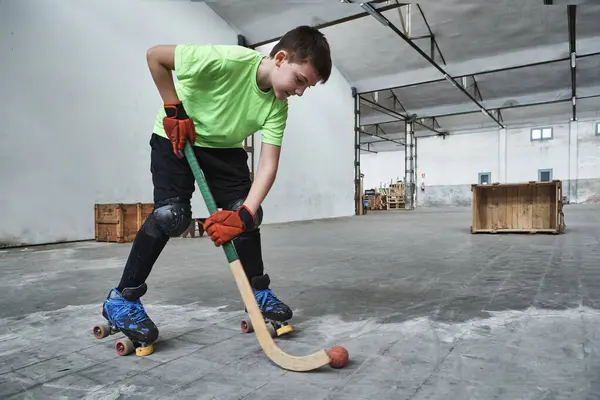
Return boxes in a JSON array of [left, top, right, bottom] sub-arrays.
[[471, 180, 565, 234], [95, 203, 153, 243]]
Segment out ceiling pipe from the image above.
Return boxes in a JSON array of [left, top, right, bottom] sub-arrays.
[[359, 2, 505, 129]]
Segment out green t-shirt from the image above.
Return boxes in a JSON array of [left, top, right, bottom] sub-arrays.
[[153, 44, 288, 148]]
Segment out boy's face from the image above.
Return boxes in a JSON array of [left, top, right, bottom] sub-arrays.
[[271, 50, 320, 100]]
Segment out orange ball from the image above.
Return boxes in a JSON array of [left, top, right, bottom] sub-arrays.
[[327, 345, 349, 368]]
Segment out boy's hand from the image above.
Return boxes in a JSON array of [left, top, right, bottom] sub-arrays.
[[163, 102, 195, 158], [204, 206, 256, 246]]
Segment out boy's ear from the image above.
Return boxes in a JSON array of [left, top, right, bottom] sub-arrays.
[[273, 50, 289, 67]]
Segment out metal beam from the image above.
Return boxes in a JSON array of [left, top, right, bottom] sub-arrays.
[[248, 3, 407, 49], [359, 96, 446, 135], [358, 50, 600, 96], [360, 143, 378, 154], [359, 2, 503, 128], [568, 5, 577, 121], [361, 138, 406, 146], [359, 125, 404, 146], [416, 4, 446, 66], [413, 93, 600, 120]]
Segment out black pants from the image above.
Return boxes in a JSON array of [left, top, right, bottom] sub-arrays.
[[116, 134, 264, 291]]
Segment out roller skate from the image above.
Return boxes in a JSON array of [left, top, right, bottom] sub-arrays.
[[91, 283, 158, 356], [240, 274, 294, 338]]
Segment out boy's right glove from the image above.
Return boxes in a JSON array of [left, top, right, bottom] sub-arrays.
[[163, 101, 196, 158], [203, 205, 256, 247]]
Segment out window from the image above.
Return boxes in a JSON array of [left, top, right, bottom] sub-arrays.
[[478, 172, 491, 185], [596, 122, 600, 136], [531, 127, 553, 141], [538, 169, 553, 182]]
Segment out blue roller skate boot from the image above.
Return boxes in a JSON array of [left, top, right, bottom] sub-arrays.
[[240, 274, 294, 337], [92, 283, 158, 356]]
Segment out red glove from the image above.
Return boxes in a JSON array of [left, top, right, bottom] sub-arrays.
[[204, 205, 256, 247], [163, 101, 195, 159]]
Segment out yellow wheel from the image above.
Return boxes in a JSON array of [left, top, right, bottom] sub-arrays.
[[136, 344, 154, 356], [276, 324, 293, 337]]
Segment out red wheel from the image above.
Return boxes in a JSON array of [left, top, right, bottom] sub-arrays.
[[241, 319, 253, 333], [115, 338, 134, 356], [92, 324, 110, 339]]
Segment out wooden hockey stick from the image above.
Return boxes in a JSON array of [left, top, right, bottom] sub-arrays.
[[183, 142, 335, 372]]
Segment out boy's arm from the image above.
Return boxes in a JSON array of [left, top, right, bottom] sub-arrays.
[[146, 45, 179, 103], [146, 44, 195, 158], [243, 143, 281, 214]]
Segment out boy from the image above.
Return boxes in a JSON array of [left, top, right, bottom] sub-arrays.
[[99, 26, 332, 347]]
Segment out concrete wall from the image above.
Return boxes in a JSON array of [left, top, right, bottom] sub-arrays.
[[361, 118, 600, 207], [0, 0, 354, 247]]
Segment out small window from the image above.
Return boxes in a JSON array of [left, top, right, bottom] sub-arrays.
[[478, 172, 491, 185], [595, 122, 600, 136], [531, 127, 553, 141], [538, 168, 553, 182]]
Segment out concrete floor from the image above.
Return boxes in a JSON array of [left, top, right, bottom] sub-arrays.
[[1, 204, 599, 399]]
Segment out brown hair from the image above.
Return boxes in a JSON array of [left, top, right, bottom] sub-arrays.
[[269, 25, 332, 84]]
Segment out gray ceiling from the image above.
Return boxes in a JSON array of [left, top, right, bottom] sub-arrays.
[[205, 0, 600, 153]]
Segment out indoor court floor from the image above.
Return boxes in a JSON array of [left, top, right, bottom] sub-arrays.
[[1, 205, 599, 399]]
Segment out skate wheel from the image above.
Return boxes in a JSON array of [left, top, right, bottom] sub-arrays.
[[136, 344, 154, 357], [92, 324, 110, 339], [241, 319, 254, 333], [276, 324, 293, 337], [115, 338, 135, 356], [266, 323, 276, 338]]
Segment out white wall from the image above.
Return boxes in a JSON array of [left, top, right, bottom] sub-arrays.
[[505, 123, 570, 182], [0, 0, 354, 246], [577, 120, 600, 180], [252, 43, 355, 224], [360, 151, 406, 190], [418, 131, 500, 186], [361, 118, 600, 206]]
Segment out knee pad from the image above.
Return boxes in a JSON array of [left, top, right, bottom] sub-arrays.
[[226, 198, 262, 231], [150, 198, 192, 237]]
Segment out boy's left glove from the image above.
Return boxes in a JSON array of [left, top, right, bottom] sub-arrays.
[[204, 205, 256, 247]]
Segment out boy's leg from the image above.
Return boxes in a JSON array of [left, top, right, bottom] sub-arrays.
[[193, 146, 292, 322], [102, 134, 194, 343]]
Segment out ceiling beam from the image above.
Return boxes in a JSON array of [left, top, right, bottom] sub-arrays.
[[568, 5, 577, 121], [416, 4, 446, 66], [358, 125, 404, 146], [412, 93, 600, 120], [360, 2, 505, 129], [358, 51, 600, 95], [360, 142, 378, 154], [248, 2, 407, 49], [359, 96, 446, 135]]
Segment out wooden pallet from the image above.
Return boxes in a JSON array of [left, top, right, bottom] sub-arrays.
[[95, 203, 153, 243]]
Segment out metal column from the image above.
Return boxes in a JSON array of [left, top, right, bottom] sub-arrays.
[[404, 119, 415, 210], [353, 87, 362, 216], [414, 137, 418, 207], [568, 5, 577, 121]]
